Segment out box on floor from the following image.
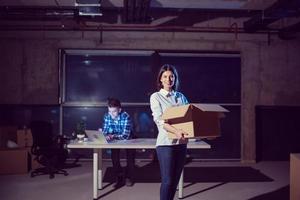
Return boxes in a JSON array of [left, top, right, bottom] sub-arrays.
[[0, 148, 28, 174]]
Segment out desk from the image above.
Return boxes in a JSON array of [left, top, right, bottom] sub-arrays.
[[68, 138, 210, 199]]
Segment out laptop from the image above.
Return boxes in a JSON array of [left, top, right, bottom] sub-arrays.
[[85, 130, 108, 144]]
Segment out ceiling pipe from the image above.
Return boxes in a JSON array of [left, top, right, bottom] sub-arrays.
[[229, 22, 238, 39], [0, 23, 279, 34]]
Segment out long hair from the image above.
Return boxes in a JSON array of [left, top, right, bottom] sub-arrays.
[[156, 64, 179, 91]]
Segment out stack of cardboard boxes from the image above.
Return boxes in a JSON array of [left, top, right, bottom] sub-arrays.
[[0, 126, 28, 174], [0, 126, 40, 174], [17, 128, 41, 170]]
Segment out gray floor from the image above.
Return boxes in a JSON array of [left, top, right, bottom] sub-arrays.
[[0, 160, 290, 200]]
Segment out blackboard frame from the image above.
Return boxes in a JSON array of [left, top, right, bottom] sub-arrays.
[[58, 49, 241, 159]]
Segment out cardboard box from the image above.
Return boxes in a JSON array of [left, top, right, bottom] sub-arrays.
[[17, 129, 33, 147], [290, 153, 300, 200], [162, 104, 229, 139], [0, 126, 18, 148], [26, 147, 42, 170], [0, 148, 28, 174]]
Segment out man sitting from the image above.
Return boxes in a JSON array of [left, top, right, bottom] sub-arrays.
[[101, 98, 135, 188]]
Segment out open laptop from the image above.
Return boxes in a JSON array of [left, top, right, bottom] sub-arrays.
[[85, 130, 108, 144]]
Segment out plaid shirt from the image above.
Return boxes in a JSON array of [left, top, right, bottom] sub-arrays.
[[102, 111, 132, 140]]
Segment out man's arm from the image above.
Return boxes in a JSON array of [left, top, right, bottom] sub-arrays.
[[102, 114, 110, 135], [114, 112, 132, 140]]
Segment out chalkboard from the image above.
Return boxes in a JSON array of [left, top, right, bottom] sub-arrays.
[[159, 53, 241, 103], [63, 50, 240, 104], [64, 50, 155, 102]]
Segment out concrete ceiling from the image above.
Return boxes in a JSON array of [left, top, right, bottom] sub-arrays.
[[0, 0, 299, 39]]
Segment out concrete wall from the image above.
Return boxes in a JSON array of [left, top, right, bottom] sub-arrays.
[[0, 30, 300, 162]]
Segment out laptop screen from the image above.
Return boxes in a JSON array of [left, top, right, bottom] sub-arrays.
[[85, 130, 108, 144]]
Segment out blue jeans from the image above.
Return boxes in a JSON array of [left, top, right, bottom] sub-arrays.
[[156, 144, 187, 200]]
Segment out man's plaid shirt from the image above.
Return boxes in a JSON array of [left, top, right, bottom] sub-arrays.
[[102, 111, 132, 140]]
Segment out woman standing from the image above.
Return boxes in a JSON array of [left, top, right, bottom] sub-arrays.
[[150, 64, 189, 200]]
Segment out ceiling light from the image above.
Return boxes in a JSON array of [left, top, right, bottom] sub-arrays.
[[75, 0, 102, 17]]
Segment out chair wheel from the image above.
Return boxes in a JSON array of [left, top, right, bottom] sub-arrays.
[[50, 174, 54, 179], [64, 172, 68, 176]]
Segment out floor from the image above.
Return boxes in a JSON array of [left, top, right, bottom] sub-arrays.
[[0, 160, 290, 200]]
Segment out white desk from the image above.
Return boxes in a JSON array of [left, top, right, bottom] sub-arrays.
[[68, 138, 210, 199]]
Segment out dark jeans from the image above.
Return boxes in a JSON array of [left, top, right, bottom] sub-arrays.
[[156, 144, 187, 200], [111, 149, 135, 180]]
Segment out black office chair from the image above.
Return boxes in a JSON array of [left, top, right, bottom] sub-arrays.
[[30, 121, 69, 179]]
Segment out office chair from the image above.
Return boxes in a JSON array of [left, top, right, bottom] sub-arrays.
[[30, 121, 69, 179]]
